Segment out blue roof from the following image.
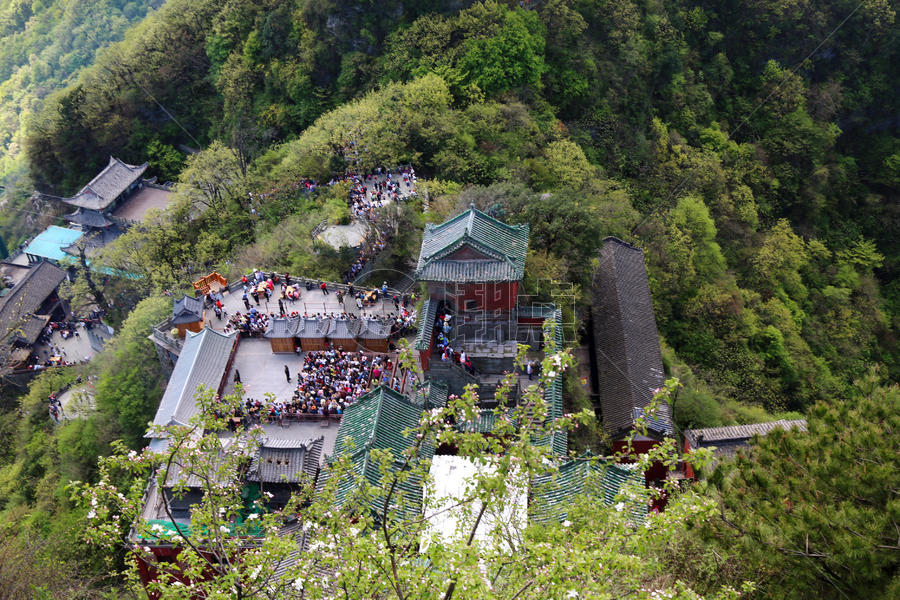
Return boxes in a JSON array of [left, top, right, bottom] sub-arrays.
[[23, 226, 83, 262]]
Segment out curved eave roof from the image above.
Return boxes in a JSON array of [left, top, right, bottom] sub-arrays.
[[416, 208, 529, 283]]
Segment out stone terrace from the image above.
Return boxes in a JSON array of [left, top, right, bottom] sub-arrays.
[[206, 279, 406, 332]]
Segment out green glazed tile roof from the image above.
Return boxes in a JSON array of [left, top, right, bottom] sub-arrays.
[[538, 307, 566, 455], [415, 379, 448, 409], [330, 386, 423, 458], [414, 299, 438, 350], [531, 451, 646, 524], [456, 409, 499, 433], [416, 207, 529, 283], [532, 427, 568, 458], [317, 385, 432, 522]]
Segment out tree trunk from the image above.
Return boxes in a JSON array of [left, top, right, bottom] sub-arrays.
[[78, 244, 110, 314]]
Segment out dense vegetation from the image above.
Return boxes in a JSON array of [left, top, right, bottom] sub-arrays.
[[0, 0, 162, 249], [0, 0, 896, 597]]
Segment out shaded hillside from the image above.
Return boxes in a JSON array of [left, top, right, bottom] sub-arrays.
[[0, 0, 163, 249]]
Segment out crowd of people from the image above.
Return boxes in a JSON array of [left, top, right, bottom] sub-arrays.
[[431, 307, 475, 374], [246, 167, 416, 219], [225, 350, 396, 427], [344, 236, 386, 282], [246, 168, 416, 284], [206, 271, 419, 338], [343, 167, 416, 223], [223, 309, 270, 336]]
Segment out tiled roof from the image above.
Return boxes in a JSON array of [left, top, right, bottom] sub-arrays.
[[149, 327, 237, 433], [297, 318, 326, 339], [23, 226, 83, 262], [591, 238, 672, 439], [0, 261, 66, 346], [315, 318, 334, 337], [164, 437, 246, 489], [532, 427, 568, 458], [249, 437, 323, 483], [64, 208, 113, 228], [685, 419, 807, 457], [271, 522, 309, 580], [531, 451, 646, 524], [544, 306, 564, 421], [264, 316, 301, 338], [329, 386, 422, 458], [63, 156, 148, 211], [415, 379, 448, 409], [328, 318, 355, 339], [455, 409, 518, 434], [414, 299, 437, 350], [416, 207, 529, 283], [317, 385, 430, 521], [171, 295, 203, 325], [354, 319, 391, 340], [534, 307, 567, 456]]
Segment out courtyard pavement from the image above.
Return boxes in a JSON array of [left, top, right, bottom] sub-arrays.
[[206, 283, 406, 330]]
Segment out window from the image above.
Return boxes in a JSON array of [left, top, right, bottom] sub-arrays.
[[464, 299, 478, 311]]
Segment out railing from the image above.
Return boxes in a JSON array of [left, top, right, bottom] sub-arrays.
[[229, 413, 343, 428], [429, 359, 479, 385], [152, 318, 183, 351], [220, 275, 410, 304]]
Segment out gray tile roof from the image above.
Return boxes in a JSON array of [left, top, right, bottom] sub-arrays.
[[264, 316, 301, 338], [0, 261, 66, 346], [416, 207, 529, 283], [354, 319, 391, 340], [63, 156, 148, 211], [64, 208, 113, 228], [327, 318, 354, 339], [296, 318, 327, 339], [149, 327, 237, 432], [684, 419, 807, 457], [171, 295, 203, 325], [249, 437, 323, 483], [591, 238, 673, 439]]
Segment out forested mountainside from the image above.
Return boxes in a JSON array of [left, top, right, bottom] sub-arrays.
[[22, 0, 898, 415], [0, 0, 163, 248], [0, 0, 897, 598]]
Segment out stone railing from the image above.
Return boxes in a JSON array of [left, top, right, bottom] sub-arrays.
[[151, 317, 183, 351]]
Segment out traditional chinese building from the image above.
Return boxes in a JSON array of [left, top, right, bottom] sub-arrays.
[[414, 206, 528, 370], [171, 295, 204, 338], [60, 156, 149, 229], [315, 385, 431, 523], [530, 450, 646, 524], [591, 237, 674, 495], [414, 205, 531, 380], [0, 261, 68, 368], [145, 327, 239, 452], [682, 419, 807, 478]]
